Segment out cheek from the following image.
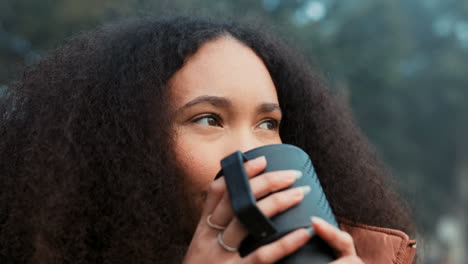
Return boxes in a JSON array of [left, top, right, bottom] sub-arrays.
[[174, 136, 222, 194]]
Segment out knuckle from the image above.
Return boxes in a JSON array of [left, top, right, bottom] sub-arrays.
[[277, 236, 295, 252], [340, 231, 354, 247], [252, 251, 270, 264], [208, 180, 225, 195], [244, 158, 263, 174], [258, 186, 300, 217], [271, 193, 286, 207], [350, 256, 364, 263], [266, 173, 284, 191], [243, 162, 254, 173]]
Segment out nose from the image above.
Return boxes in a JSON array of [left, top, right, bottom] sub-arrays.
[[223, 130, 266, 157]]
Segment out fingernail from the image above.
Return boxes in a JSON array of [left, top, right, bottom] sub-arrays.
[[297, 185, 311, 196], [310, 216, 326, 225], [249, 156, 266, 168], [305, 226, 315, 237], [291, 170, 303, 180]]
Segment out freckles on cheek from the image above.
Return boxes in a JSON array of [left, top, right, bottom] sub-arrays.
[[175, 143, 220, 191], [173, 128, 223, 195]]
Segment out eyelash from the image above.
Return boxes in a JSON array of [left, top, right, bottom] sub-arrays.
[[257, 119, 280, 131], [191, 113, 280, 130], [192, 114, 223, 127]]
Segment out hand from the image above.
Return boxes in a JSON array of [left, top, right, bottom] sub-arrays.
[[311, 216, 364, 264], [183, 156, 313, 264]]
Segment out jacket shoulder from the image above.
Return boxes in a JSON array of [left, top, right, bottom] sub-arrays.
[[338, 218, 417, 264]]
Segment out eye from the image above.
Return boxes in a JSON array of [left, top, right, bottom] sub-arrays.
[[258, 119, 279, 130], [192, 114, 223, 127]]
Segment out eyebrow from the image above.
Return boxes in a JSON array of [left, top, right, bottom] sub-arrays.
[[180, 95, 231, 110], [257, 102, 282, 115], [179, 95, 282, 115]]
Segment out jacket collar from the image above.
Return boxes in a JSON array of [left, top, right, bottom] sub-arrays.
[[338, 218, 417, 264]]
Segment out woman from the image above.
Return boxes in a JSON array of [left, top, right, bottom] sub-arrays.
[[0, 16, 418, 263]]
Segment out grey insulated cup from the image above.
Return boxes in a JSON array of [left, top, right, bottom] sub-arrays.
[[215, 144, 338, 263]]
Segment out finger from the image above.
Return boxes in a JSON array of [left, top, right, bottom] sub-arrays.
[[257, 186, 310, 218], [210, 169, 299, 225], [244, 156, 268, 179], [329, 255, 365, 264], [208, 156, 267, 225], [243, 228, 313, 264], [250, 169, 302, 199], [311, 216, 356, 257], [200, 176, 227, 217], [222, 185, 310, 247]]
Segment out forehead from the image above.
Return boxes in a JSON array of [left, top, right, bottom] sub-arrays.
[[168, 36, 279, 104]]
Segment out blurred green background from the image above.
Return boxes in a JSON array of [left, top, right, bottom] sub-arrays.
[[1, 0, 467, 263]]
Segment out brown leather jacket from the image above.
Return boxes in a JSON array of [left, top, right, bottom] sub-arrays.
[[339, 219, 417, 264]]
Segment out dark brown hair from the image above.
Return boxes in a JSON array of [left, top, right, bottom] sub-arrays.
[[0, 16, 416, 263]]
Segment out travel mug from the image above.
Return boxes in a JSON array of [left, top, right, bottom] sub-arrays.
[[215, 144, 337, 263]]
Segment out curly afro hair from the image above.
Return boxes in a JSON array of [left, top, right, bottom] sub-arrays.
[[0, 16, 416, 263]]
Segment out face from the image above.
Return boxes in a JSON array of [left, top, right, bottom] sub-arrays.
[[168, 36, 283, 211]]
